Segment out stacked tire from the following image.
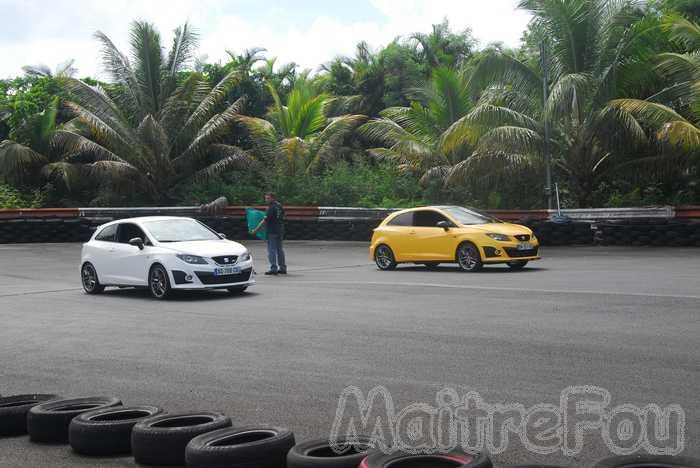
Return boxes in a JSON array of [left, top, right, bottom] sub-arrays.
[[597, 219, 700, 246], [0, 394, 59, 436], [186, 425, 295, 468], [525, 220, 593, 246], [27, 396, 122, 443]]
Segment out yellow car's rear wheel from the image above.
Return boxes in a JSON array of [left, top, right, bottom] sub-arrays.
[[374, 244, 397, 270], [456, 242, 482, 272]]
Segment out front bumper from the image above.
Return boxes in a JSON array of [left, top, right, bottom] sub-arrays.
[[168, 259, 256, 289], [480, 243, 541, 263]]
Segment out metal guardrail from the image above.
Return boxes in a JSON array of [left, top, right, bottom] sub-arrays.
[[0, 205, 695, 222], [553, 206, 675, 220]]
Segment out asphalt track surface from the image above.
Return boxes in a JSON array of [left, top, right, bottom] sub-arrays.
[[0, 241, 698, 467]]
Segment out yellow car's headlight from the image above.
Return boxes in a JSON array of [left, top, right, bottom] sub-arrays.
[[486, 233, 511, 241]]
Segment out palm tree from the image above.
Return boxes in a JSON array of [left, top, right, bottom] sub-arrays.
[[411, 19, 475, 68], [0, 97, 80, 189], [235, 79, 365, 176], [462, 0, 668, 207], [52, 21, 249, 202], [611, 14, 700, 150], [22, 59, 78, 79], [359, 66, 481, 185]]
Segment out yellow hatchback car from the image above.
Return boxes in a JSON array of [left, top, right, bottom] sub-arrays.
[[369, 206, 540, 272]]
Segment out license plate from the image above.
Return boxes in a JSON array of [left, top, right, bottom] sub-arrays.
[[214, 267, 240, 276], [517, 243, 533, 250]]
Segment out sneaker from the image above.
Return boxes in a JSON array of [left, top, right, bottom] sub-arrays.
[[264, 270, 278, 275], [278, 270, 287, 275]]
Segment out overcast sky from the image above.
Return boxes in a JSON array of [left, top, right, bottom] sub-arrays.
[[0, 0, 532, 79]]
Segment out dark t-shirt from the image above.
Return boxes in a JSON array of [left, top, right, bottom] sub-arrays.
[[266, 201, 285, 235]]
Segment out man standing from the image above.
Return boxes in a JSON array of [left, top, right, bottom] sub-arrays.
[[251, 192, 287, 275]]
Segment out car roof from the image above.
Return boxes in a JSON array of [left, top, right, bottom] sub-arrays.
[[98, 216, 195, 228], [390, 206, 456, 214]]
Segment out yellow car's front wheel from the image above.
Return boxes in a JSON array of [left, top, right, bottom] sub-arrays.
[[456, 242, 483, 272]]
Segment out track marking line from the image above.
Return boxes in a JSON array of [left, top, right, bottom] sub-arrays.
[[279, 280, 700, 300], [0, 288, 82, 298]]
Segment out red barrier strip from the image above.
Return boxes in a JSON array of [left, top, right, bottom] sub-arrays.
[[485, 209, 549, 221], [0, 208, 80, 219], [224, 205, 320, 220], [675, 206, 700, 219]]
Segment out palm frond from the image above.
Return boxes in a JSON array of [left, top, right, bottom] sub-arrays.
[[51, 130, 126, 163], [0, 140, 49, 184], [476, 126, 542, 155], [130, 20, 164, 114], [93, 30, 142, 118], [41, 162, 81, 191]]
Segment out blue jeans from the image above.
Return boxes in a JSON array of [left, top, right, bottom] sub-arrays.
[[266, 234, 286, 272]]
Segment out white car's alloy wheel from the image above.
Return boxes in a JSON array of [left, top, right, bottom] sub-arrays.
[[149, 265, 170, 299]]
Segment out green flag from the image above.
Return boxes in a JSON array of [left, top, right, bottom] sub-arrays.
[[246, 208, 267, 240]]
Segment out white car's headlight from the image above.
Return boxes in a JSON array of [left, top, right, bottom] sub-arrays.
[[239, 252, 251, 262], [486, 233, 511, 241], [176, 254, 208, 264]]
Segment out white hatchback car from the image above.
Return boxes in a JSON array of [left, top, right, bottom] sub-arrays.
[[80, 216, 255, 299]]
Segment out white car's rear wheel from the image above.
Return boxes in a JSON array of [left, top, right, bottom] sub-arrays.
[[81, 263, 105, 294], [149, 265, 171, 299]]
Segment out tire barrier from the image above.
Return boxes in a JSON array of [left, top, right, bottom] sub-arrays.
[[131, 411, 232, 466], [186, 425, 295, 468], [1, 206, 699, 246], [287, 436, 375, 468], [596, 219, 700, 246], [523, 220, 594, 246], [360, 449, 493, 468], [1, 394, 699, 468], [69, 405, 163, 456], [27, 396, 122, 443], [595, 455, 700, 468], [0, 394, 59, 436]]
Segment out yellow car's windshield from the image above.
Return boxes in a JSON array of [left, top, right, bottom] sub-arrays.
[[440, 206, 501, 225]]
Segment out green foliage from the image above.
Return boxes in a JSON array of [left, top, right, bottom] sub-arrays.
[[0, 9, 699, 208], [0, 183, 47, 208]]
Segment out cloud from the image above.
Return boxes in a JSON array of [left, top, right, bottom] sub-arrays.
[[0, 0, 531, 79]]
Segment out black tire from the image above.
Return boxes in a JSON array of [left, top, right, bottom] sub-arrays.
[[594, 455, 700, 468], [0, 394, 59, 436], [227, 286, 248, 294], [507, 260, 528, 270], [131, 412, 232, 466], [506, 465, 570, 468], [361, 449, 492, 468], [81, 262, 105, 294], [456, 242, 483, 272], [422, 262, 440, 270], [149, 263, 171, 299], [27, 396, 122, 443], [374, 244, 397, 270], [287, 436, 374, 468], [68, 405, 163, 456], [186, 425, 295, 468]]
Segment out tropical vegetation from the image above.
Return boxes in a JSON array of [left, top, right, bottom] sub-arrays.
[[1, 0, 699, 209]]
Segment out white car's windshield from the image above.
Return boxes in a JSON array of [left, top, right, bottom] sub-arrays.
[[143, 219, 220, 242], [441, 206, 501, 225]]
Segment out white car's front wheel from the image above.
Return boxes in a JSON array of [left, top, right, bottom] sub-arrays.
[[81, 263, 105, 294], [149, 264, 171, 300]]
